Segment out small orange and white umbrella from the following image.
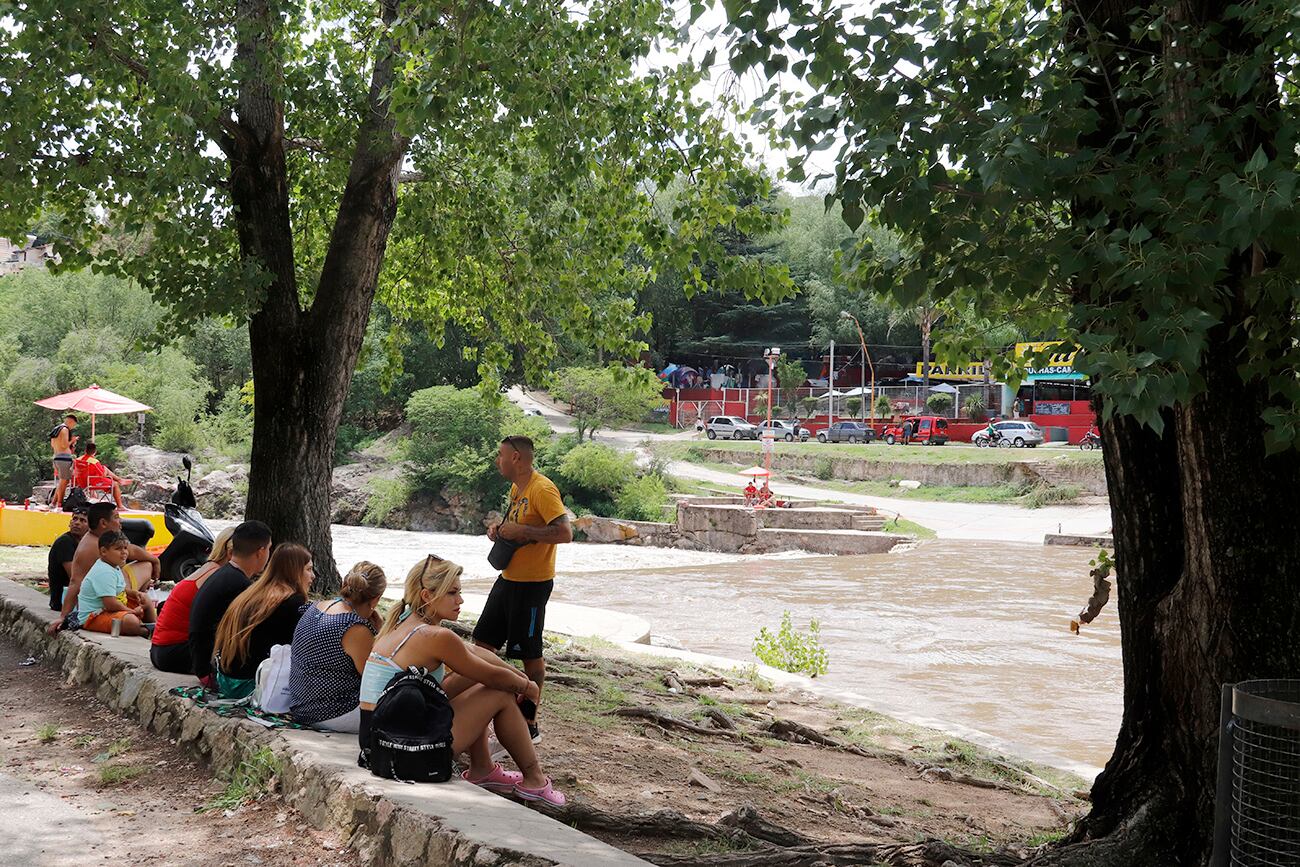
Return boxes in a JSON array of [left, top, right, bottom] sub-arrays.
[[738, 466, 770, 477]]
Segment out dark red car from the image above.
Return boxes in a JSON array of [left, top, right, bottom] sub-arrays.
[[881, 416, 950, 445]]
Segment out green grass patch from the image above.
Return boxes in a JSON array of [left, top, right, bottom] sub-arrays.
[[73, 734, 96, 749], [1021, 483, 1084, 508], [99, 763, 149, 785], [882, 516, 937, 539], [1025, 827, 1071, 847], [36, 723, 58, 743], [204, 747, 280, 811]]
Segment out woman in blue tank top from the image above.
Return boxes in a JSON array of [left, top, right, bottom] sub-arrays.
[[359, 555, 566, 807]]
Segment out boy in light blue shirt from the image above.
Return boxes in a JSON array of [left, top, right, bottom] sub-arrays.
[[77, 531, 152, 637]]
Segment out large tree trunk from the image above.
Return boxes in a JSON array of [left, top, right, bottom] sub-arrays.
[[238, 0, 408, 592], [1040, 327, 1300, 867], [1036, 3, 1300, 864]]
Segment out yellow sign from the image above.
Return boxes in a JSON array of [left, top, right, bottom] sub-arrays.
[[913, 362, 986, 381], [1015, 342, 1084, 380]]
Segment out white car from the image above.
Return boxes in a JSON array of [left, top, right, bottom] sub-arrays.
[[757, 419, 810, 441], [972, 420, 1045, 448], [705, 416, 759, 440]]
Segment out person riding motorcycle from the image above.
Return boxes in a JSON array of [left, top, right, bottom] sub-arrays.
[[983, 419, 1000, 445]]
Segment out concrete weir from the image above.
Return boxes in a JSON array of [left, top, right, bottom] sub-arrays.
[[579, 498, 906, 555], [0, 576, 648, 867]]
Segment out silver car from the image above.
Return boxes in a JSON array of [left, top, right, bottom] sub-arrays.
[[705, 416, 759, 440], [973, 420, 1045, 448]]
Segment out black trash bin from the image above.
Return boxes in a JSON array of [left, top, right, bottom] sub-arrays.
[[1213, 679, 1300, 866]]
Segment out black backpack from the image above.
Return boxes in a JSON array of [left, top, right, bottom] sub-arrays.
[[61, 487, 90, 513], [363, 667, 454, 783]]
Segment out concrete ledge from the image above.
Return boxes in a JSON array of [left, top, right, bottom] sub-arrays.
[[1044, 533, 1113, 548], [0, 576, 647, 867], [753, 528, 905, 555]]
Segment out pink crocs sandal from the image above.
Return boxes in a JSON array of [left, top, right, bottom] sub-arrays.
[[462, 763, 523, 793], [513, 777, 567, 807]]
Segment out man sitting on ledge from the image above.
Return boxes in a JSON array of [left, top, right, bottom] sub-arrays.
[[48, 502, 160, 635]]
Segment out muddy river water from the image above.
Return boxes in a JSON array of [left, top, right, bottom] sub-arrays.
[[328, 526, 1121, 777]]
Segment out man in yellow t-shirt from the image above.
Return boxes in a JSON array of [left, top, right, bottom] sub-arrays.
[[473, 435, 572, 741]]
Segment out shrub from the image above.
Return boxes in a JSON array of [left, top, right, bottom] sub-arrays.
[[844, 396, 862, 417], [202, 385, 254, 450], [963, 393, 987, 421], [874, 394, 893, 419], [364, 476, 411, 526], [556, 442, 635, 498], [799, 396, 820, 416], [813, 456, 834, 480], [926, 393, 953, 415], [406, 386, 510, 497], [614, 474, 669, 521], [752, 612, 829, 677]]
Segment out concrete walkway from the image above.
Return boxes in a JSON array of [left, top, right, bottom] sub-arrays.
[[0, 772, 105, 867], [0, 577, 648, 867], [460, 593, 652, 644]]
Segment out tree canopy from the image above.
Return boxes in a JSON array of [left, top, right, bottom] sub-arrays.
[[0, 0, 794, 584], [551, 365, 665, 441], [723, 0, 1300, 863]]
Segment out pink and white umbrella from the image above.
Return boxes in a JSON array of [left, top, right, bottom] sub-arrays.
[[36, 384, 152, 439], [738, 466, 770, 477]]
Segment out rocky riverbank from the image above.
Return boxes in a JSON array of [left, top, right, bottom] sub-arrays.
[[117, 437, 486, 533], [3, 548, 1089, 866]]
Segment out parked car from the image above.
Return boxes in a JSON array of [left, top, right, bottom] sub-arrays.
[[881, 416, 950, 445], [972, 420, 1044, 448], [816, 421, 876, 444], [705, 416, 759, 440], [757, 419, 810, 442]]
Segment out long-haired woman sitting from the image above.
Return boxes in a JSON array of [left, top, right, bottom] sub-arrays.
[[359, 555, 565, 806], [150, 526, 236, 675], [214, 543, 312, 699]]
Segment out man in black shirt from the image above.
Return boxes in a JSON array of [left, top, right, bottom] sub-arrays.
[[187, 520, 272, 685], [46, 510, 88, 610]]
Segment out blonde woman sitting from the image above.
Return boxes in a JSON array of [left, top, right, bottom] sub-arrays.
[[359, 555, 566, 806]]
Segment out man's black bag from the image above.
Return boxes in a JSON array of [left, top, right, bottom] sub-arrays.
[[363, 667, 454, 783]]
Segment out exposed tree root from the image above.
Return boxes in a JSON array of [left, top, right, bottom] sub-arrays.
[[643, 838, 1022, 867], [530, 800, 1018, 867], [612, 706, 740, 738]]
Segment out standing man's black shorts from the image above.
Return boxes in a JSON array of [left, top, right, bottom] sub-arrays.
[[472, 577, 553, 660]]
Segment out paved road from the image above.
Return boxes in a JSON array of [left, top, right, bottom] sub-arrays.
[[507, 387, 1112, 544]]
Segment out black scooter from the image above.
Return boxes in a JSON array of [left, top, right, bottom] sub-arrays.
[[159, 456, 215, 582]]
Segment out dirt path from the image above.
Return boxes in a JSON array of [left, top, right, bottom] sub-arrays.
[[0, 636, 359, 867], [531, 638, 1088, 864]]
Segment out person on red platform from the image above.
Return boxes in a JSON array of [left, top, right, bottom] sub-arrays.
[[75, 441, 132, 509]]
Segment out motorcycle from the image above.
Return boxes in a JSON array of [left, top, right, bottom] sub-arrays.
[[159, 456, 215, 582], [1079, 430, 1101, 451], [976, 430, 1013, 449]]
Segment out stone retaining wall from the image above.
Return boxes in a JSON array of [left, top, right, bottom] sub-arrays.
[[0, 577, 646, 867], [689, 446, 1108, 493]]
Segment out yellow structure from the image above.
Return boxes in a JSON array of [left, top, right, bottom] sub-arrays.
[[0, 505, 173, 548]]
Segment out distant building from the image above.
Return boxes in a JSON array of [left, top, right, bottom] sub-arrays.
[[0, 234, 57, 275]]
